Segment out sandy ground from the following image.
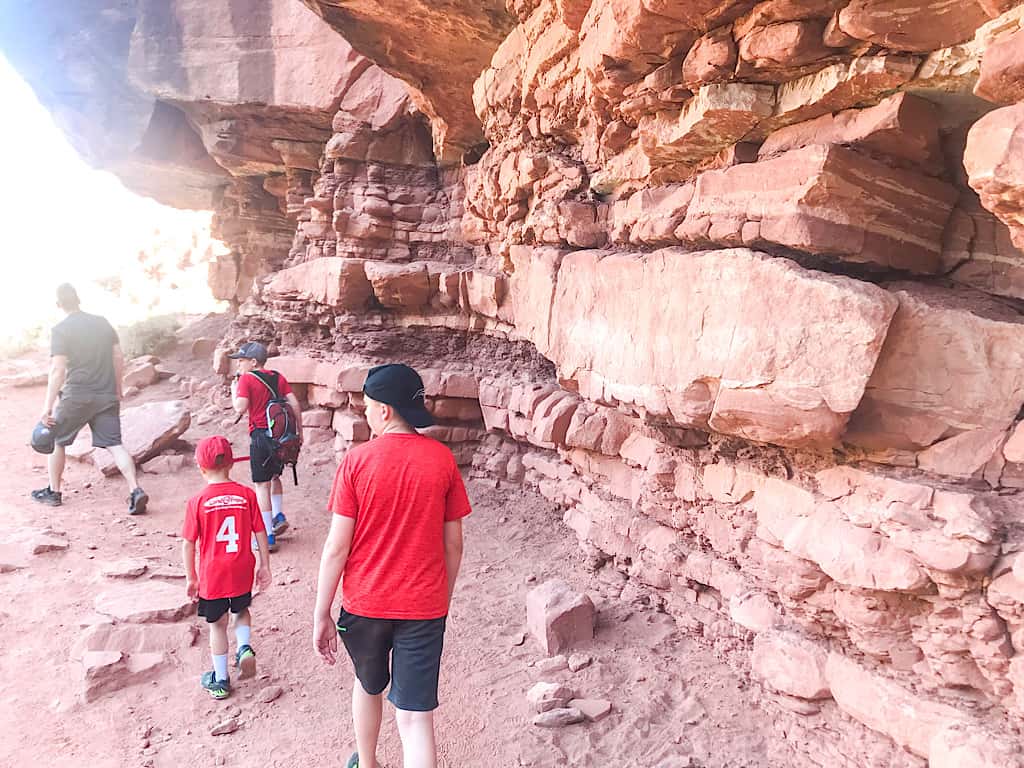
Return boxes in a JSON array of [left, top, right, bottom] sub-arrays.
[[0, 339, 774, 768]]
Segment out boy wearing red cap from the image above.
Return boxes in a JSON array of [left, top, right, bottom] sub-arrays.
[[182, 435, 272, 700]]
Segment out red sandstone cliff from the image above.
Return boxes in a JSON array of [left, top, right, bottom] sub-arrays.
[[5, 0, 1024, 765]]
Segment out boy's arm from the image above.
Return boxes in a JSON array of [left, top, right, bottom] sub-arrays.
[[285, 392, 304, 443], [182, 539, 199, 600], [253, 530, 272, 591], [231, 373, 249, 415], [313, 514, 356, 664], [444, 519, 465, 604]]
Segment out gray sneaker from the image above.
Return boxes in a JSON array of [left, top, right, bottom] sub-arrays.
[[31, 487, 62, 506], [128, 487, 149, 515]]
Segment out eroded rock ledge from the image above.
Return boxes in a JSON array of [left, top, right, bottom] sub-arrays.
[[6, 0, 1024, 765]]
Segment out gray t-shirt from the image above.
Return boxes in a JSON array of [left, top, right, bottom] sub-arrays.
[[51, 311, 119, 401]]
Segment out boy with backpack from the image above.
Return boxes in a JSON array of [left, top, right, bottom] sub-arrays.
[[229, 342, 303, 551], [182, 435, 271, 700]]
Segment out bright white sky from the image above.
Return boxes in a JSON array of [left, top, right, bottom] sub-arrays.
[[0, 53, 226, 354]]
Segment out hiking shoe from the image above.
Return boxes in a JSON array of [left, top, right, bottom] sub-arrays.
[[128, 487, 149, 516], [345, 752, 359, 768], [201, 671, 230, 700], [272, 512, 289, 536], [236, 644, 256, 679], [31, 487, 62, 506], [267, 532, 278, 553]]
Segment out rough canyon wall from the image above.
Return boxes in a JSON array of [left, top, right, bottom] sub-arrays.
[[5, 0, 1024, 765]]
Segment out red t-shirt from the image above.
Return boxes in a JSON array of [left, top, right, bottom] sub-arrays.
[[182, 481, 265, 600], [328, 433, 472, 620], [236, 369, 294, 433]]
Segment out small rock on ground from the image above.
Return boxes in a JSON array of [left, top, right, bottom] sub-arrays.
[[567, 653, 592, 672], [569, 697, 612, 722], [533, 707, 585, 728], [257, 685, 283, 703], [210, 717, 240, 736], [527, 681, 573, 713], [535, 655, 568, 674]]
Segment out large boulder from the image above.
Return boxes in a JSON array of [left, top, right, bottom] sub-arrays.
[[94, 581, 194, 623], [265, 257, 373, 311], [751, 630, 831, 700], [513, 247, 898, 447], [846, 283, 1024, 450], [965, 102, 1024, 250], [95, 400, 191, 476]]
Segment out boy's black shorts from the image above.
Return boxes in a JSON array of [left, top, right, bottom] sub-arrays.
[[336, 608, 447, 712], [198, 592, 252, 623], [250, 432, 283, 484]]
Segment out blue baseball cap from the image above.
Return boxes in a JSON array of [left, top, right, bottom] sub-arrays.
[[227, 341, 268, 364]]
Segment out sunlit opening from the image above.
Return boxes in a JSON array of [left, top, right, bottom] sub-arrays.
[[0, 54, 228, 358]]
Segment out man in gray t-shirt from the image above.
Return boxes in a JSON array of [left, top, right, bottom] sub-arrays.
[[31, 284, 148, 514]]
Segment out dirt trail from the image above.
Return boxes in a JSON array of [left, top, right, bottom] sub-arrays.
[[0, 342, 774, 768]]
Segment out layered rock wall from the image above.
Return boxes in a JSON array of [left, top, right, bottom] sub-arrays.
[[7, 0, 1024, 764]]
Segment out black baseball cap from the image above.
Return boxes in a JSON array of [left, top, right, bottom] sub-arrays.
[[227, 341, 268, 364], [363, 364, 434, 428]]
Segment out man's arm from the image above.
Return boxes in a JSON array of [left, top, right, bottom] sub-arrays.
[[41, 355, 68, 425], [312, 514, 356, 664], [285, 392, 304, 442], [444, 519, 465, 604], [182, 539, 199, 600], [112, 344, 125, 400]]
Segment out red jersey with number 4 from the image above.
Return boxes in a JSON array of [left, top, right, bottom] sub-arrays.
[[328, 433, 472, 620], [182, 481, 265, 600]]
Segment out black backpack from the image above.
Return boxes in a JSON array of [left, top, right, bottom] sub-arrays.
[[248, 370, 301, 485]]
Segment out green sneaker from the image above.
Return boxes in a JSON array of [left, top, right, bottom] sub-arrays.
[[236, 644, 256, 679], [345, 753, 359, 768], [201, 670, 230, 700]]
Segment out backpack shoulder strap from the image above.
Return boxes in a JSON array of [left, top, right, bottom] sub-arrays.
[[248, 370, 281, 399]]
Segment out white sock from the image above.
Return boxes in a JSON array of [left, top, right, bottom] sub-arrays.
[[213, 653, 229, 682], [235, 624, 252, 648], [271, 494, 284, 519], [261, 507, 274, 536]]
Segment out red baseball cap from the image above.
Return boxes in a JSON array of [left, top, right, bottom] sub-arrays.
[[195, 435, 234, 470]]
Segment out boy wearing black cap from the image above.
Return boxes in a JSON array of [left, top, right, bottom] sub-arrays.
[[228, 341, 303, 550], [313, 363, 471, 768], [182, 435, 271, 700]]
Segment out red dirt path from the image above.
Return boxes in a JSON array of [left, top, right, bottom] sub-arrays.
[[0, 342, 773, 768]]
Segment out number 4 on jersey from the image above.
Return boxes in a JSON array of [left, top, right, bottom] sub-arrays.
[[216, 515, 239, 553]]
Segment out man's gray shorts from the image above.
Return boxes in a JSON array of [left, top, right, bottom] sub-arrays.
[[52, 397, 122, 448]]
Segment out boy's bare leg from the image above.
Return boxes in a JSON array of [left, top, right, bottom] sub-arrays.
[[210, 613, 230, 682], [233, 608, 255, 677], [254, 481, 274, 536], [353, 683, 383, 768], [394, 708, 437, 768]]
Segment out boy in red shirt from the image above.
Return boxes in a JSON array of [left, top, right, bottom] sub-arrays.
[[182, 435, 272, 700], [313, 364, 471, 768], [229, 341, 303, 551]]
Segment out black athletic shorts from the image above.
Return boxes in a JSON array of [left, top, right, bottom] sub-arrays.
[[52, 396, 122, 448], [198, 592, 252, 623], [336, 608, 447, 712], [250, 431, 282, 484]]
